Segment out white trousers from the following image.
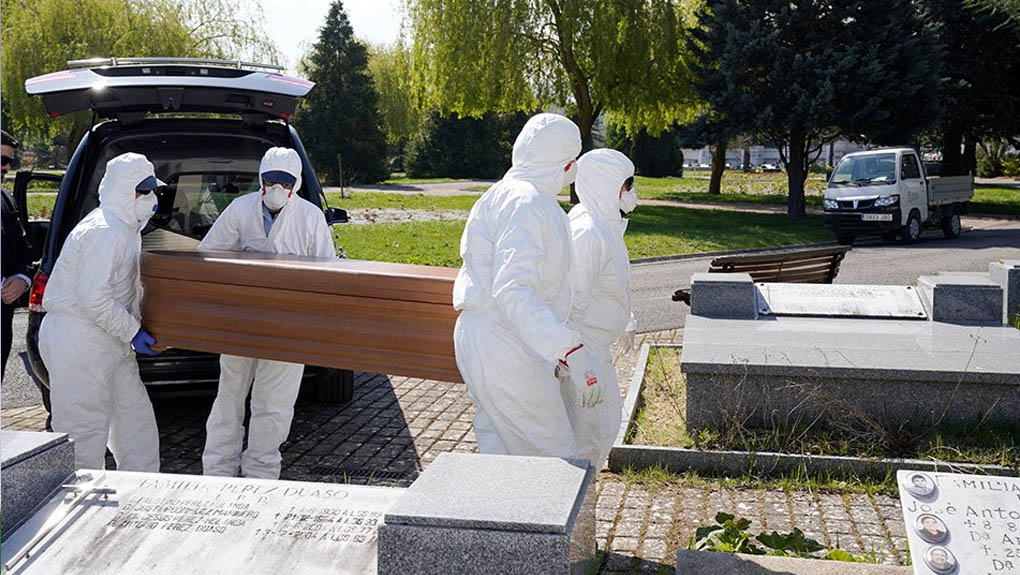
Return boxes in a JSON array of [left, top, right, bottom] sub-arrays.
[[40, 313, 160, 472], [202, 354, 303, 479]]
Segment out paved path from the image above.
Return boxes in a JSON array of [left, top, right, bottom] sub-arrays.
[[1, 335, 908, 572]]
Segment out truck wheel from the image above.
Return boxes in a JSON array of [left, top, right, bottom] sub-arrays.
[[900, 211, 922, 244], [836, 233, 855, 246], [942, 211, 961, 239]]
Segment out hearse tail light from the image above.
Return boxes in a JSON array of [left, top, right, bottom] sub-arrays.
[[28, 272, 49, 313]]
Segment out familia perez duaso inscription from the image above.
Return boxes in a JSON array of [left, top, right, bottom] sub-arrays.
[[897, 470, 1020, 575], [1, 470, 404, 575]]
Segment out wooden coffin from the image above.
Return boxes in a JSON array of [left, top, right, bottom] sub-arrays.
[[140, 251, 462, 383]]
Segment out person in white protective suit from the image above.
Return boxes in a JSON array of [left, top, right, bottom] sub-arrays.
[[565, 148, 639, 468], [453, 113, 608, 460], [39, 152, 164, 471], [199, 147, 335, 479]]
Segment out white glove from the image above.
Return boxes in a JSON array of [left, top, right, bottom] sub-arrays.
[[618, 330, 636, 353], [618, 314, 638, 352], [558, 345, 604, 408]]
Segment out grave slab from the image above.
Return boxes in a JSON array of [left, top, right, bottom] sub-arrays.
[[1, 469, 404, 574], [681, 315, 1020, 430], [917, 275, 1003, 325], [1, 430, 74, 540], [675, 550, 911, 574], [378, 452, 596, 574], [896, 470, 1020, 575], [756, 283, 927, 319]]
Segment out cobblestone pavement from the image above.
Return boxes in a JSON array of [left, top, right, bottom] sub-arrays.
[[1, 330, 907, 572]]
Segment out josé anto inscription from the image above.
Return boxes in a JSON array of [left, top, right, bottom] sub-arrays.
[[897, 470, 1020, 575], [1, 470, 404, 575]]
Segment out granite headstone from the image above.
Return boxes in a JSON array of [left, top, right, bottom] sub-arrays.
[[1, 430, 75, 540], [377, 452, 596, 575]]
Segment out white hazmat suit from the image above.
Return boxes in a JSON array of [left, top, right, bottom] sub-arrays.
[[454, 113, 606, 459], [566, 149, 637, 468], [40, 152, 161, 472], [199, 147, 335, 479]]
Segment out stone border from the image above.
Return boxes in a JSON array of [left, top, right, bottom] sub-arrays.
[[607, 345, 1017, 480]]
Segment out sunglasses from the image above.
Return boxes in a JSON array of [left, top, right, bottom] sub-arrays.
[[135, 188, 154, 195], [263, 179, 295, 190], [624, 176, 634, 191]]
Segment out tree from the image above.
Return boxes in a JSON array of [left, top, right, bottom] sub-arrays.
[[294, 1, 389, 184], [691, 0, 942, 217], [606, 123, 684, 177], [406, 0, 697, 153], [921, 1, 1020, 175], [367, 41, 422, 156], [1, 0, 278, 148], [405, 111, 530, 179]]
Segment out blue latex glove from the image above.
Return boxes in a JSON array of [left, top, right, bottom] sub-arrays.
[[131, 328, 159, 356]]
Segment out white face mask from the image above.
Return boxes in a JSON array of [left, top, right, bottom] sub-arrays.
[[263, 184, 291, 211], [135, 193, 158, 228], [620, 188, 638, 213], [562, 162, 578, 188]]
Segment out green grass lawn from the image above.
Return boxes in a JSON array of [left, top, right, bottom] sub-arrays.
[[334, 202, 831, 266], [972, 185, 1020, 216], [325, 191, 478, 211]]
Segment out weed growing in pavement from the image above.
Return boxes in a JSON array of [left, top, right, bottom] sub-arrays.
[[689, 512, 881, 563]]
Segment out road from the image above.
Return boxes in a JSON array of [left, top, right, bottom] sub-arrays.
[[3, 216, 1018, 409]]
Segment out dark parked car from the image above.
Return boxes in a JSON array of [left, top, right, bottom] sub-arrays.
[[14, 58, 352, 420]]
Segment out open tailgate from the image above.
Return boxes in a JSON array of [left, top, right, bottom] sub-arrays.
[[25, 61, 314, 119]]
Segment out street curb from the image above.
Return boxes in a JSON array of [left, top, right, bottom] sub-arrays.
[[606, 344, 1018, 481], [629, 241, 837, 265]]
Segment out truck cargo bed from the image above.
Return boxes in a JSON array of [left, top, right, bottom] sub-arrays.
[[928, 175, 974, 205]]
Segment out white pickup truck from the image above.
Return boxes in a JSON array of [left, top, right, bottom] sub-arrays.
[[822, 148, 974, 244]]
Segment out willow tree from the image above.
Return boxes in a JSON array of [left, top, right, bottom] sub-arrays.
[[406, 0, 698, 152], [2, 0, 279, 147]]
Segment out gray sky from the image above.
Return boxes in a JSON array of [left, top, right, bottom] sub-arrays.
[[260, 0, 403, 73]]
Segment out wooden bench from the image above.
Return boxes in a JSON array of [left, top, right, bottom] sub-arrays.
[[672, 245, 852, 304]]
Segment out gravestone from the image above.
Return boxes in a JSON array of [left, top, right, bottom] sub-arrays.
[[1, 469, 404, 574], [756, 283, 927, 319], [988, 260, 1019, 325], [897, 470, 1020, 575], [1, 430, 75, 540], [917, 275, 1003, 325], [377, 453, 596, 574]]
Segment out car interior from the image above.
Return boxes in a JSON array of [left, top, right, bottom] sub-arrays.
[[76, 130, 299, 251]]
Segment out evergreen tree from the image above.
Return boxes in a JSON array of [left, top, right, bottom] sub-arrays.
[[921, 0, 1020, 175], [691, 0, 941, 217], [295, 1, 389, 185]]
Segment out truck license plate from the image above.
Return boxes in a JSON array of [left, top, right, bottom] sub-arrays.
[[861, 214, 893, 221]]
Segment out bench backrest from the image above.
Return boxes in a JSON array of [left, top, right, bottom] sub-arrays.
[[708, 246, 851, 284]]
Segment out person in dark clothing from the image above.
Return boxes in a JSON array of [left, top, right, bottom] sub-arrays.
[[2, 129, 33, 376]]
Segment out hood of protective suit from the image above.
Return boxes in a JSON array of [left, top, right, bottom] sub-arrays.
[[575, 149, 635, 235], [503, 113, 582, 195], [260, 147, 303, 194], [98, 153, 158, 227]]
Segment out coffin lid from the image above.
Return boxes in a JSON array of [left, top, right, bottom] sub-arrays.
[[141, 251, 457, 306]]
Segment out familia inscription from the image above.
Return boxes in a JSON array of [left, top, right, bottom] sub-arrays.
[[897, 470, 1020, 575], [1, 470, 404, 575]]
